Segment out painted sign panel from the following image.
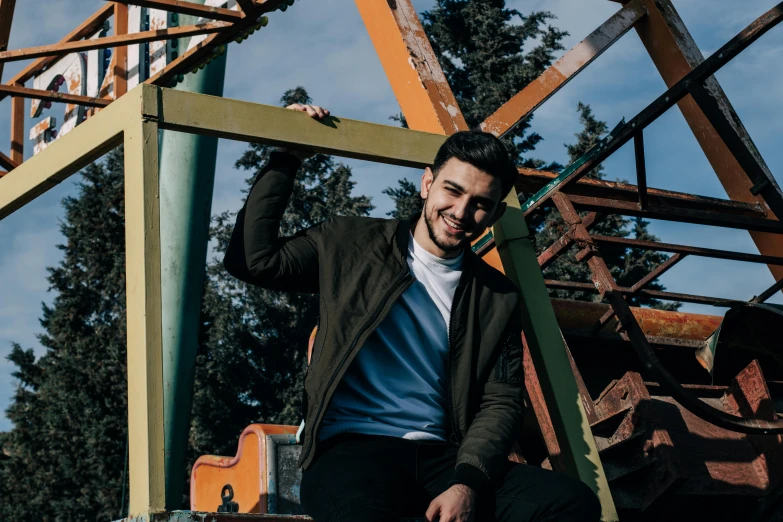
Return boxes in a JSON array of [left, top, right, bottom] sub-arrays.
[[29, 0, 239, 154]]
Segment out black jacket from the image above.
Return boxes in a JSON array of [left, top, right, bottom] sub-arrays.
[[223, 151, 525, 492]]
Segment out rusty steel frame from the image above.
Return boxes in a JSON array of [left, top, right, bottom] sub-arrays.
[[523, 2, 783, 219], [551, 191, 783, 434], [0, 0, 16, 81], [0, 21, 234, 63], [0, 0, 288, 169], [106, 0, 244, 22], [1, 0, 783, 517]]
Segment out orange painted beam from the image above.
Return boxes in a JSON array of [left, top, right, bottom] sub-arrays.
[[114, 2, 128, 99], [0, 21, 232, 63], [0, 149, 17, 171], [633, 0, 783, 286], [107, 0, 243, 22], [480, 0, 646, 138], [0, 0, 16, 81], [1, 4, 113, 100], [355, 0, 467, 135], [0, 83, 111, 107], [9, 84, 22, 164]]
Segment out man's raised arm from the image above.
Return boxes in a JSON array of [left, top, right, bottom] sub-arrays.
[[223, 104, 330, 293]]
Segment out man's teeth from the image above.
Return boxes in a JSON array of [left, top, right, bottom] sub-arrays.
[[443, 216, 463, 230]]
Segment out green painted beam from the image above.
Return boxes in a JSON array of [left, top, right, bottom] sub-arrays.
[[151, 85, 447, 168], [492, 190, 618, 521]]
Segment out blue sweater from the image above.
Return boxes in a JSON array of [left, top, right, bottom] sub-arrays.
[[318, 233, 463, 442]]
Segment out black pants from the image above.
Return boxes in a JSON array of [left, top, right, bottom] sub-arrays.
[[300, 434, 601, 522]]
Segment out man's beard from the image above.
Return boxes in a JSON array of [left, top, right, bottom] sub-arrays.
[[423, 198, 469, 253]]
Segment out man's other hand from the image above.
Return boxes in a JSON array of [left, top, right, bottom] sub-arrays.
[[425, 484, 476, 522], [286, 103, 330, 120]]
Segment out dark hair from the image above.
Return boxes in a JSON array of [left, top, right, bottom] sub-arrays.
[[432, 131, 517, 199]]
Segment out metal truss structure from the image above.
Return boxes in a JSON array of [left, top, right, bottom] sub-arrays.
[[2, 0, 783, 520]]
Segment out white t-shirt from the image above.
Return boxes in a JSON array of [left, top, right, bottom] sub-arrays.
[[318, 232, 463, 442]]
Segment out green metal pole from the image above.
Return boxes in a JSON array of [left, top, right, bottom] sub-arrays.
[[158, 5, 227, 508]]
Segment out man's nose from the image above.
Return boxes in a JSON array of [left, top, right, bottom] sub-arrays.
[[452, 199, 468, 220]]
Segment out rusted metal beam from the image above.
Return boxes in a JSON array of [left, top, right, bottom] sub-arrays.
[[551, 298, 722, 341], [480, 0, 646, 137], [537, 212, 599, 269], [522, 3, 783, 218], [553, 191, 783, 434], [114, 2, 128, 99], [0, 4, 114, 100], [633, 0, 783, 283], [687, 81, 782, 206], [9, 84, 22, 163], [0, 0, 16, 81], [517, 167, 766, 219], [566, 194, 783, 235], [592, 234, 783, 266], [634, 131, 647, 210], [0, 84, 111, 107], [630, 252, 685, 293], [0, 150, 17, 171], [0, 21, 232, 63], [107, 0, 243, 22], [355, 0, 468, 135], [234, 0, 256, 15], [143, 0, 286, 88], [545, 279, 730, 306], [751, 277, 783, 304]]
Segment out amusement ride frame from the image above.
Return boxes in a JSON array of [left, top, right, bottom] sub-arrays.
[[2, 0, 783, 520]]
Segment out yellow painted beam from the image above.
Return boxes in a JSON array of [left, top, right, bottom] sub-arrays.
[[152, 86, 447, 168], [492, 191, 618, 521], [124, 86, 166, 515]]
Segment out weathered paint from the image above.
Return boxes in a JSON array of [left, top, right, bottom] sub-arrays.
[[0, 0, 16, 81], [354, 0, 467, 135], [30, 53, 86, 152], [634, 0, 783, 285], [0, 4, 114, 102], [190, 424, 298, 513], [28, 116, 56, 154], [480, 0, 646, 137]]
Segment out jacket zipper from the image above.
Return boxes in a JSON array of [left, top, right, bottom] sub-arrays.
[[303, 266, 414, 463], [447, 284, 463, 446]]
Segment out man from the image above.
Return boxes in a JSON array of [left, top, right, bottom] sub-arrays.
[[224, 103, 601, 522]]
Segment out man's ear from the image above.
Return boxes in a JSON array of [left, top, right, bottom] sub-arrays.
[[488, 201, 507, 226], [421, 167, 434, 199]]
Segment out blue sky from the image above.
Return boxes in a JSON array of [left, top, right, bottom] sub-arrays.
[[1, 0, 782, 430]]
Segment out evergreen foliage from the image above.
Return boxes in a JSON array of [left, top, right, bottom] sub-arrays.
[[0, 149, 130, 521]]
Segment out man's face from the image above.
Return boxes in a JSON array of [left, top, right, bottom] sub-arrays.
[[420, 158, 506, 254]]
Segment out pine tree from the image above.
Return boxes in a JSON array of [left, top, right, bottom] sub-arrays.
[[188, 86, 374, 465], [0, 149, 130, 521]]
